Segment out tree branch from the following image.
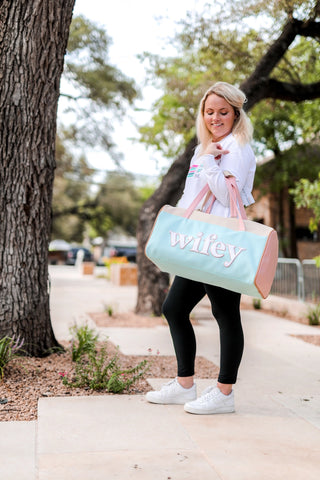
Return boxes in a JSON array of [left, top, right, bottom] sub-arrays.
[[309, 1, 320, 22], [243, 79, 320, 110], [264, 79, 320, 102], [59, 92, 87, 101], [300, 19, 320, 37], [52, 202, 97, 218], [241, 19, 320, 99], [242, 20, 301, 87]]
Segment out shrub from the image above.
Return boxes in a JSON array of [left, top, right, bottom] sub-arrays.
[[64, 324, 149, 393], [69, 324, 99, 362], [104, 304, 114, 317], [0, 336, 24, 378], [62, 343, 149, 393], [253, 298, 261, 310], [307, 303, 320, 326]]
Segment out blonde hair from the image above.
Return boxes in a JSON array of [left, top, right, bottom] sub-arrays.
[[196, 82, 253, 153]]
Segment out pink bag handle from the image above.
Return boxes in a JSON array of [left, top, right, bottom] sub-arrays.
[[185, 184, 211, 217], [225, 176, 247, 231], [184, 175, 247, 231]]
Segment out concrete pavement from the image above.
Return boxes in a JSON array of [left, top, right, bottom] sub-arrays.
[[1, 265, 320, 479]]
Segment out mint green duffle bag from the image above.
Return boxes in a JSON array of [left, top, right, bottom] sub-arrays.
[[145, 176, 278, 299]]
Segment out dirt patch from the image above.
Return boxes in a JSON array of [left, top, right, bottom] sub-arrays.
[[91, 308, 320, 349], [241, 301, 320, 327], [90, 311, 167, 328], [0, 340, 218, 422], [89, 311, 199, 327], [290, 334, 320, 347]]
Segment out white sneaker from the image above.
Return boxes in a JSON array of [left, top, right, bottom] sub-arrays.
[[184, 386, 235, 414], [146, 378, 197, 405]]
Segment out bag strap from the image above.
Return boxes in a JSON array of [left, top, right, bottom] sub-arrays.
[[225, 176, 246, 231], [184, 184, 211, 217], [184, 174, 247, 231], [201, 189, 215, 213]]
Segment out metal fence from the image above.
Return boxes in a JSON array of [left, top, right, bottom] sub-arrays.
[[270, 258, 320, 302], [302, 260, 320, 303]]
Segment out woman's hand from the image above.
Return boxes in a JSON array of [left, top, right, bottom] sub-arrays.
[[204, 142, 229, 160]]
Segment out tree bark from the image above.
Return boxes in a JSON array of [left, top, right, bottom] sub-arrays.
[[0, 0, 75, 356], [135, 15, 320, 315]]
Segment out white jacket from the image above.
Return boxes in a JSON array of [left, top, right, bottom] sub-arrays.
[[178, 133, 256, 218]]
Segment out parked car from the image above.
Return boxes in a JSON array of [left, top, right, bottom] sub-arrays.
[[48, 239, 71, 264], [104, 245, 137, 263], [65, 247, 93, 265]]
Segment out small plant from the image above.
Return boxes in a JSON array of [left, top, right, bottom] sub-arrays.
[[69, 324, 99, 362], [43, 345, 65, 356], [63, 324, 149, 393], [0, 335, 25, 378], [307, 303, 320, 326], [62, 343, 149, 393], [104, 304, 114, 317], [253, 298, 261, 310]]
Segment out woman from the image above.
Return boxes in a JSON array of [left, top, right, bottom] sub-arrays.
[[146, 81, 256, 414]]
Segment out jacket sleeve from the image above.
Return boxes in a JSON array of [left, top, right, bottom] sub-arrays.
[[177, 147, 200, 206], [201, 143, 255, 207]]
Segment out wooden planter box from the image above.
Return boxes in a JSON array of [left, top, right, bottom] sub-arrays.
[[82, 262, 95, 275], [110, 264, 137, 286]]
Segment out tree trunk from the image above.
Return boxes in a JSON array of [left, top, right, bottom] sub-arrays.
[[0, 0, 75, 356], [135, 137, 197, 315]]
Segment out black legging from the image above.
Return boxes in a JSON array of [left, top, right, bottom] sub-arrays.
[[162, 276, 244, 384]]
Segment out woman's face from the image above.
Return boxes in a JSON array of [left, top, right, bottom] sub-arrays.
[[203, 93, 236, 142]]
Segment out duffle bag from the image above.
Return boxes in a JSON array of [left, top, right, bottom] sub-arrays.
[[145, 174, 278, 299]]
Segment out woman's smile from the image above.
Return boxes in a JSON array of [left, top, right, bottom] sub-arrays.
[[204, 94, 236, 142]]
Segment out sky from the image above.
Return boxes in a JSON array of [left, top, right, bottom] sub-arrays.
[[58, 0, 210, 178]]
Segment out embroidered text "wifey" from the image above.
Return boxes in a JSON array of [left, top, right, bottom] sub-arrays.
[[169, 231, 246, 267]]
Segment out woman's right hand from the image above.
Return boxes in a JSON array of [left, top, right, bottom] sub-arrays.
[[204, 142, 229, 160]]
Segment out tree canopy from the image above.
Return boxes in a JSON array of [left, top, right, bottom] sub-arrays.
[[60, 15, 139, 160], [52, 136, 155, 242], [139, 1, 320, 159], [52, 15, 148, 243]]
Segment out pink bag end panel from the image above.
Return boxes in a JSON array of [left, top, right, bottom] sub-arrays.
[[254, 229, 279, 299]]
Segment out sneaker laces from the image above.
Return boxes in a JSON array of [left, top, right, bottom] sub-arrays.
[[201, 385, 215, 396], [198, 386, 220, 403], [161, 378, 178, 390]]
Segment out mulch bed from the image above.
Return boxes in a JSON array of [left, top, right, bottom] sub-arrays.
[[0, 334, 218, 422]]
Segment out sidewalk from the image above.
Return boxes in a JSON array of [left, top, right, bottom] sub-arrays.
[[2, 265, 320, 479]]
